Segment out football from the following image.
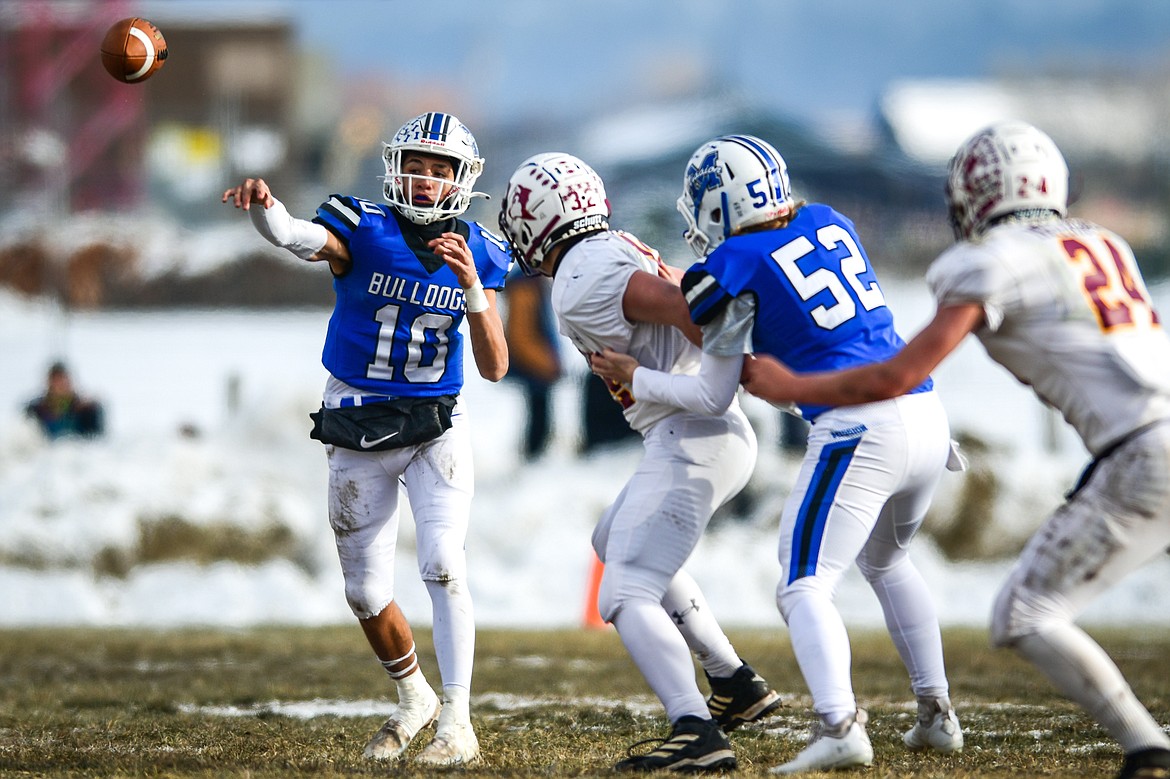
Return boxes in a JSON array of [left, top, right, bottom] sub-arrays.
[[100, 17, 167, 83]]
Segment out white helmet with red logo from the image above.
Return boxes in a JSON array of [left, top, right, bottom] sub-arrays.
[[946, 120, 1068, 240], [497, 152, 610, 275]]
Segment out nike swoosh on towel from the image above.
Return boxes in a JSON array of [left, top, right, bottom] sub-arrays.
[[359, 432, 400, 449]]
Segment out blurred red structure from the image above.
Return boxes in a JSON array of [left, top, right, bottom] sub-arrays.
[[2, 0, 147, 212]]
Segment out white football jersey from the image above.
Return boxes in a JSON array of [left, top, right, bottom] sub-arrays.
[[928, 218, 1170, 456], [552, 231, 702, 433]]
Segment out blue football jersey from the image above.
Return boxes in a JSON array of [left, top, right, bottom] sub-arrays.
[[683, 203, 931, 421], [312, 194, 512, 398]]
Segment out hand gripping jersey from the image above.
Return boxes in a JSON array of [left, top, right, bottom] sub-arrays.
[[551, 230, 702, 434], [683, 203, 931, 421], [313, 194, 511, 398], [929, 218, 1170, 456]]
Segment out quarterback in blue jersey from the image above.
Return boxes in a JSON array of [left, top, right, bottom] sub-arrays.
[[592, 135, 963, 774], [223, 112, 508, 767]]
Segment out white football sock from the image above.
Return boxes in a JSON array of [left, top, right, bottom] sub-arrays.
[[425, 578, 475, 690], [1016, 624, 1170, 752], [868, 559, 950, 698], [614, 598, 710, 723], [663, 570, 742, 679], [784, 589, 856, 724]]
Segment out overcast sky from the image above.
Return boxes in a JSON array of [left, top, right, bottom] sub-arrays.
[[136, 0, 1170, 127]]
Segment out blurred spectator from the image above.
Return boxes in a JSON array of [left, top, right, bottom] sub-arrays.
[[503, 270, 563, 459], [25, 361, 105, 439]]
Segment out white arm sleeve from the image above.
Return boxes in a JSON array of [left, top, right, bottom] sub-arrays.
[[631, 351, 743, 415], [249, 197, 328, 260]]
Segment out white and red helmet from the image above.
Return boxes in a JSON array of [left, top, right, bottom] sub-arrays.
[[381, 112, 486, 225], [946, 121, 1068, 240], [497, 152, 610, 275]]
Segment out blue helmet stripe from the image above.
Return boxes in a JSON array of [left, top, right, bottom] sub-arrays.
[[729, 134, 785, 194], [425, 112, 450, 141], [725, 134, 779, 175]]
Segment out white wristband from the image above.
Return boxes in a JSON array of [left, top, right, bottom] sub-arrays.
[[464, 280, 489, 314], [249, 196, 328, 260]]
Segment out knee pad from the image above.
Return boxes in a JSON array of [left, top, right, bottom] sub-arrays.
[[344, 573, 394, 620], [597, 577, 620, 623], [416, 533, 467, 584], [990, 578, 1069, 648], [597, 564, 665, 624], [990, 580, 1027, 648], [855, 548, 907, 584], [776, 574, 834, 624]]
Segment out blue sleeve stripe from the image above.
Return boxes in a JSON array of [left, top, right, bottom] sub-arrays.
[[787, 438, 859, 584]]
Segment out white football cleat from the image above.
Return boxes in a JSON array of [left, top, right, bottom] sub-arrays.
[[362, 683, 441, 761], [415, 704, 480, 766], [770, 709, 873, 775], [903, 696, 963, 753]]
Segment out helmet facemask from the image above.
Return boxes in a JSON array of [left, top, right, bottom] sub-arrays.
[[381, 112, 486, 225], [677, 191, 720, 259]]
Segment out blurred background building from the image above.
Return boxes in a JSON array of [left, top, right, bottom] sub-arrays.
[[2, 0, 1170, 624], [1, 0, 1169, 309]]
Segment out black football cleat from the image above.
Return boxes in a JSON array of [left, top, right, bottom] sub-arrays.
[[615, 715, 736, 773], [1118, 747, 1170, 779], [705, 663, 783, 732]]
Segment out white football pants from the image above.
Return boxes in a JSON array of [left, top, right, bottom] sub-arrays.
[[326, 402, 475, 691], [593, 404, 757, 723], [992, 419, 1170, 753], [776, 390, 952, 724]]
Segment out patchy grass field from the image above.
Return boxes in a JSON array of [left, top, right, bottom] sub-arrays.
[[0, 625, 1166, 777]]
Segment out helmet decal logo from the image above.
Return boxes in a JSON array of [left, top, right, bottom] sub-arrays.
[[685, 149, 723, 209], [965, 136, 1006, 222], [507, 184, 539, 221]]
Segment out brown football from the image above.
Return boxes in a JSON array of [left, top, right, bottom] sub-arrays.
[[100, 17, 167, 83]]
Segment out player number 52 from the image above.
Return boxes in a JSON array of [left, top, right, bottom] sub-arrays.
[[770, 224, 886, 330]]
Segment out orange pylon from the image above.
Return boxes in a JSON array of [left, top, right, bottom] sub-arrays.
[[582, 552, 607, 629]]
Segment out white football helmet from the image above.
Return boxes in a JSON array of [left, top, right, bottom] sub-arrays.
[[946, 120, 1068, 240], [677, 134, 794, 258], [381, 112, 486, 225], [497, 152, 610, 275]]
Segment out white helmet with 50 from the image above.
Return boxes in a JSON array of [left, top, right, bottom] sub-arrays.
[[677, 134, 795, 258]]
